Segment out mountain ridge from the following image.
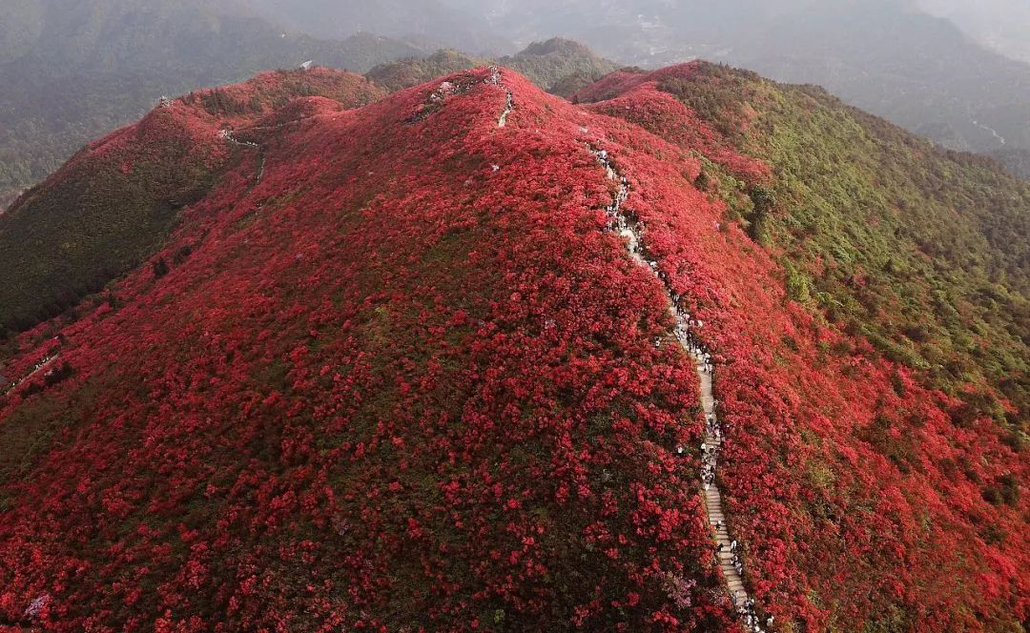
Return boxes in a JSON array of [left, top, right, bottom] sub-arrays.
[[0, 63, 1026, 631]]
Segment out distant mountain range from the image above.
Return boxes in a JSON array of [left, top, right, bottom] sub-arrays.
[[367, 38, 618, 96], [241, 0, 511, 54], [915, 0, 1030, 64]]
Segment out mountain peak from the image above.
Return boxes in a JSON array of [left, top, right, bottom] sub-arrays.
[[519, 37, 597, 58], [0, 58, 1027, 631]]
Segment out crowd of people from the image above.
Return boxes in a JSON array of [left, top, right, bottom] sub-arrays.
[[2, 350, 59, 396], [738, 596, 774, 632], [701, 436, 718, 490]]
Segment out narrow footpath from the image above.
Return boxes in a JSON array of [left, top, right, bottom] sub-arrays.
[[591, 147, 768, 632], [2, 353, 59, 397], [487, 66, 514, 129], [219, 129, 266, 184]]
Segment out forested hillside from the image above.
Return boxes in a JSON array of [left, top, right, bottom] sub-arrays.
[[575, 63, 1029, 627], [575, 62, 1030, 444]]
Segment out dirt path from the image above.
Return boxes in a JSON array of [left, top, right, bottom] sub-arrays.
[[487, 67, 515, 129]]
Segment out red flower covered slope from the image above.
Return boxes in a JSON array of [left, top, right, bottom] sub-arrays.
[[0, 64, 1026, 632]]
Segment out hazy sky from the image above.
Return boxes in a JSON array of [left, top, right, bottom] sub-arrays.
[[915, 0, 1030, 62]]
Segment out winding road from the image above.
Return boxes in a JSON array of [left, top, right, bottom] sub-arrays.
[[972, 119, 1006, 146]]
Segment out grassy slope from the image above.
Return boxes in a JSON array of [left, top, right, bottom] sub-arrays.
[[686, 65, 1029, 441]]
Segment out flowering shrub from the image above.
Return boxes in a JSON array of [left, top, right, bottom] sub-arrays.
[[0, 69, 734, 631], [0, 69, 385, 337], [0, 64, 1025, 632], [574, 62, 1029, 631]]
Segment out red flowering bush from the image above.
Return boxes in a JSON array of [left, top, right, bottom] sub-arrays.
[[573, 62, 1029, 631], [0, 69, 737, 631], [0, 68, 386, 336], [0, 64, 1026, 632]]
